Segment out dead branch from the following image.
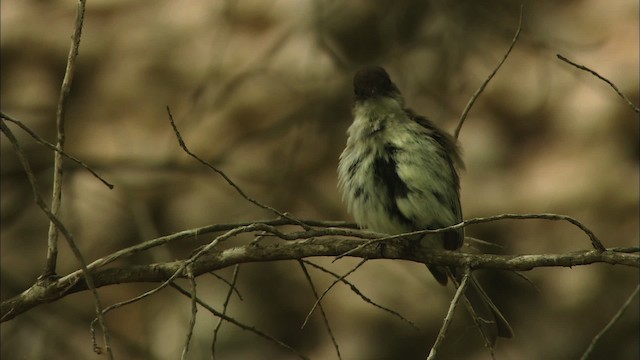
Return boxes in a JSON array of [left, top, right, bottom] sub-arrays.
[[2, 233, 637, 322]]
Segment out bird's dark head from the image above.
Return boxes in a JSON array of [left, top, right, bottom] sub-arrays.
[[353, 66, 400, 101]]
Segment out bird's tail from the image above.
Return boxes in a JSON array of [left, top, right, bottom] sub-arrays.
[[453, 270, 514, 344], [427, 264, 513, 344]]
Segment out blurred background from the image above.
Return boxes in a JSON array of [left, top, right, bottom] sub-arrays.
[[1, 1, 638, 359]]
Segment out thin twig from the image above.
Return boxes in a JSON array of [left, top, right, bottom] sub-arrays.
[[89, 225, 250, 333], [427, 270, 472, 360], [336, 212, 605, 261], [46, 0, 88, 277], [165, 106, 311, 230], [171, 284, 309, 360], [181, 267, 198, 360], [557, 54, 640, 114], [211, 265, 241, 360], [580, 284, 640, 360], [302, 260, 419, 330], [82, 219, 356, 273], [0, 112, 114, 189], [1, 116, 113, 359], [448, 272, 496, 357], [454, 5, 524, 139], [298, 261, 342, 360], [467, 213, 604, 250], [208, 269, 243, 301], [464, 236, 506, 250], [301, 258, 367, 329]]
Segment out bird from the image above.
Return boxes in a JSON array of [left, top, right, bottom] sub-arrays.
[[337, 65, 513, 342]]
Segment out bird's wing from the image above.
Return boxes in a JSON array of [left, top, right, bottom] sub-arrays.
[[405, 111, 464, 250]]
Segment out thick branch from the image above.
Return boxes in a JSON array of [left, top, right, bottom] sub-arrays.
[[2, 238, 637, 322]]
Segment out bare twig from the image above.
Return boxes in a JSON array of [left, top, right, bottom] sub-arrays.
[[3, 238, 636, 322], [0, 112, 114, 189], [1, 115, 113, 359], [27, 3, 116, 351], [557, 54, 640, 114], [180, 268, 198, 360], [336, 212, 605, 260], [301, 258, 367, 329], [448, 272, 496, 357], [81, 219, 356, 273], [465, 213, 604, 251], [89, 224, 252, 335], [301, 260, 419, 330], [580, 284, 640, 360], [211, 265, 241, 359], [427, 270, 471, 360], [454, 5, 524, 139], [60, 212, 599, 279], [166, 106, 311, 230], [464, 236, 506, 250], [209, 268, 243, 301], [46, 0, 88, 277], [298, 261, 342, 360], [171, 284, 309, 360]]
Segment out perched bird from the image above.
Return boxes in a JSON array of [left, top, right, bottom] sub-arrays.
[[338, 66, 512, 341]]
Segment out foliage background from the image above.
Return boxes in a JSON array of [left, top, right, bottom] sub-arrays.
[[1, 1, 638, 359]]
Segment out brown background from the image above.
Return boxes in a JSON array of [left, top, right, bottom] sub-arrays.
[[1, 1, 638, 359]]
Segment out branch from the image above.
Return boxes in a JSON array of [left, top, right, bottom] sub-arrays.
[[336, 213, 606, 258], [180, 267, 197, 360], [301, 258, 367, 329], [427, 270, 471, 360], [46, 0, 88, 277], [301, 260, 419, 329], [0, 117, 112, 358], [64, 212, 601, 278], [298, 261, 342, 359], [0, 112, 114, 189], [171, 283, 308, 360], [2, 237, 637, 322], [211, 265, 241, 359], [579, 284, 640, 360], [557, 54, 640, 114], [166, 106, 311, 230], [78, 219, 356, 273], [454, 5, 523, 139]]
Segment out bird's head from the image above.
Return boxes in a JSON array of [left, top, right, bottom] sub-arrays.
[[353, 66, 401, 102]]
